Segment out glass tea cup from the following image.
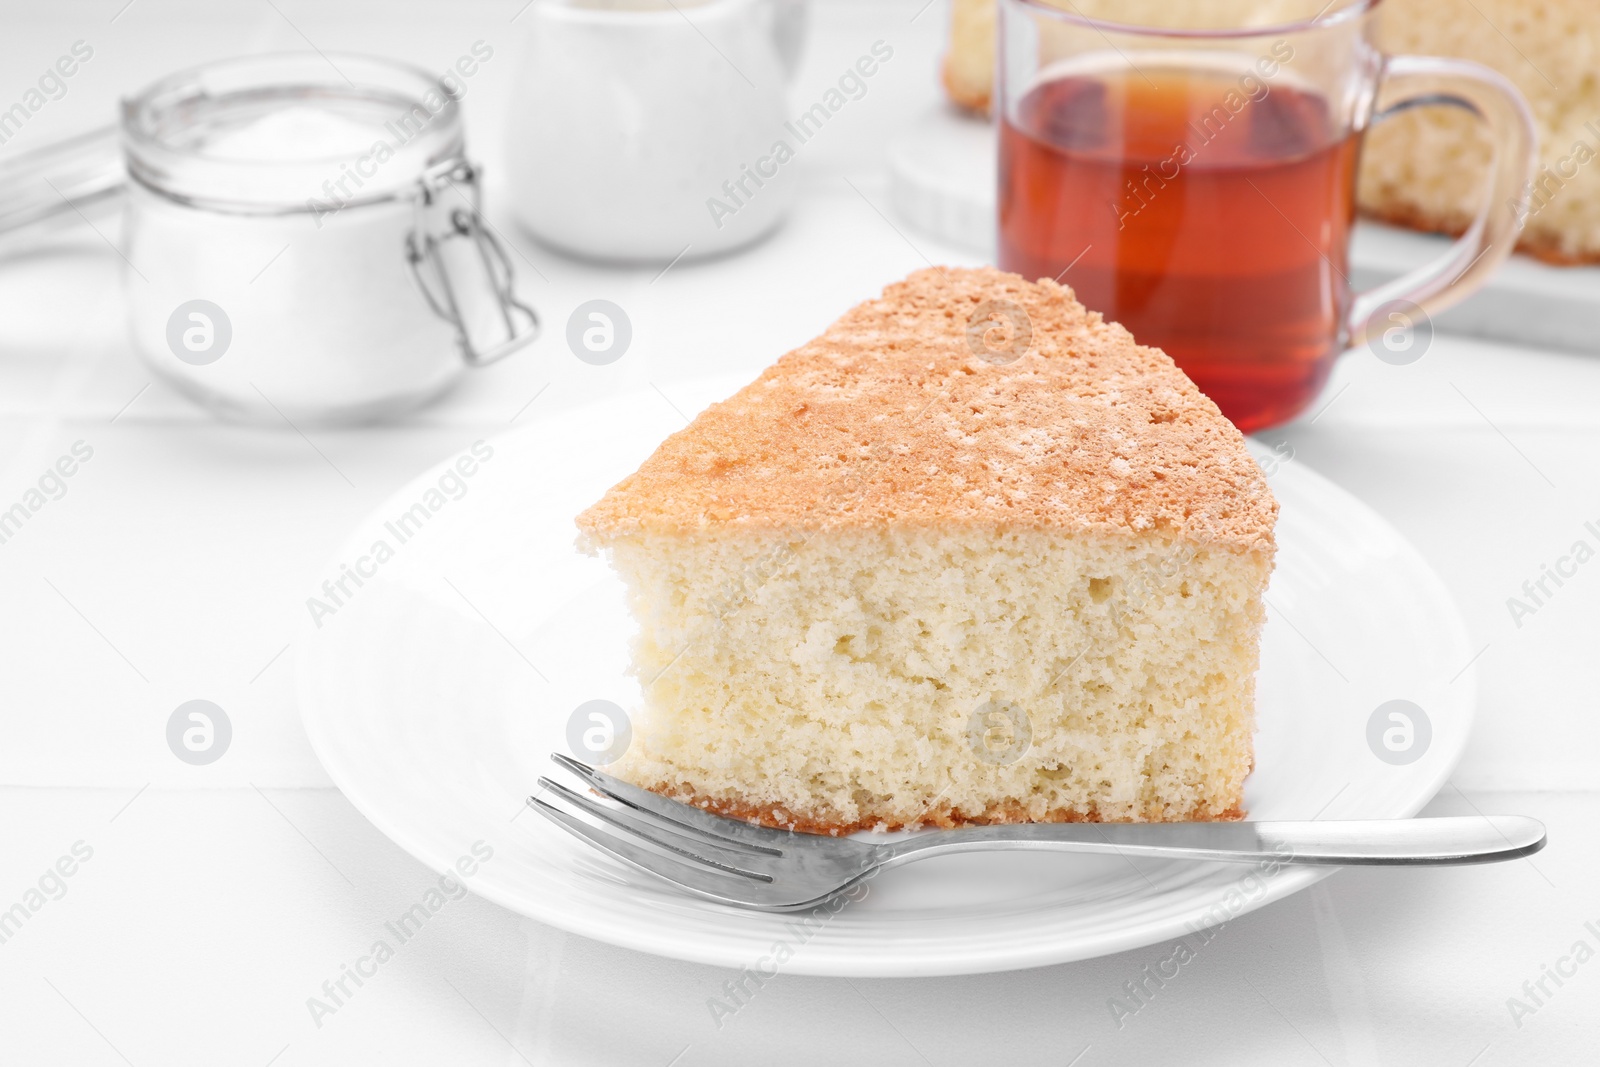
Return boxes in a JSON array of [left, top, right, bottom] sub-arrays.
[[996, 0, 1536, 432]]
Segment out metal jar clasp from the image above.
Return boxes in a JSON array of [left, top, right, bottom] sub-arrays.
[[406, 158, 539, 367]]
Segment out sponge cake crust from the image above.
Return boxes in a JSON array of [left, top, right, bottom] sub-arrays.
[[577, 267, 1276, 554]]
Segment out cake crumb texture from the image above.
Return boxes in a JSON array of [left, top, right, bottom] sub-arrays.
[[600, 527, 1266, 831]]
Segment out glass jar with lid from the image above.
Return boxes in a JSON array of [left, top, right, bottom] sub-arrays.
[[1, 52, 538, 425]]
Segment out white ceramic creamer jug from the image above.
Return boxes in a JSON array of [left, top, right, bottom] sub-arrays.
[[506, 0, 807, 263]]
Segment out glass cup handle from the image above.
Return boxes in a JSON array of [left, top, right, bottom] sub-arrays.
[[1347, 55, 1538, 348]]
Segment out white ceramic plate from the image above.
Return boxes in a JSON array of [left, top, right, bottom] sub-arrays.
[[296, 377, 1475, 977]]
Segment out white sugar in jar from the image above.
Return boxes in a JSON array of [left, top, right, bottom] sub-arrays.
[[103, 55, 537, 424]]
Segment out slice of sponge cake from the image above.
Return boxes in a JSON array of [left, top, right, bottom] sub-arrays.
[[576, 267, 1277, 833]]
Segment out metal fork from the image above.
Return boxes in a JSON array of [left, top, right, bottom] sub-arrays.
[[529, 755, 1547, 912]]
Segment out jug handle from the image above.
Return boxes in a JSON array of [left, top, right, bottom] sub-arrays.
[[771, 0, 808, 82]]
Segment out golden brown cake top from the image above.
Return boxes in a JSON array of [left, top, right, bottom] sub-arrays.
[[577, 267, 1277, 551]]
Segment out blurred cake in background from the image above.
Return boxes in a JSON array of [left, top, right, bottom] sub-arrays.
[[1363, 0, 1597, 264], [941, 0, 1321, 112], [942, 0, 1600, 264], [940, 0, 997, 118]]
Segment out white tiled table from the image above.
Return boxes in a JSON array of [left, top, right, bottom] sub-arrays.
[[2, 2, 1597, 1064]]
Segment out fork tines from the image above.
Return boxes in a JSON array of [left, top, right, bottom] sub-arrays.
[[529, 755, 785, 900]]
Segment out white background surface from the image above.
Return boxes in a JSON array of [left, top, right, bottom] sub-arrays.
[[0, 1, 1597, 1063]]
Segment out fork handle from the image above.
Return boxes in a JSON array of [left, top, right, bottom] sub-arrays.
[[871, 816, 1546, 867]]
